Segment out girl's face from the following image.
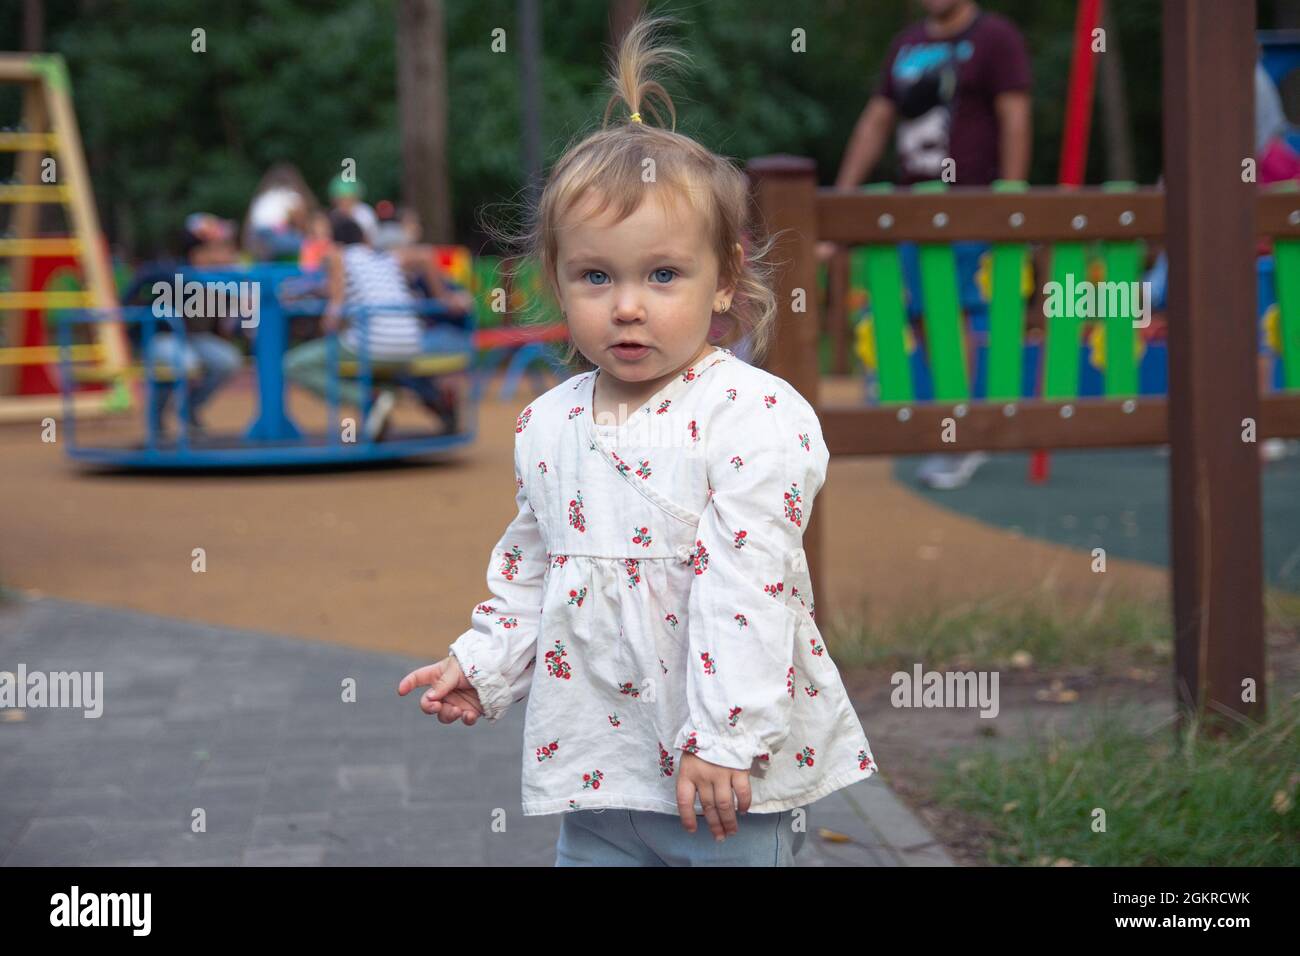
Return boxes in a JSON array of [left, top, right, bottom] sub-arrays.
[[554, 188, 738, 397]]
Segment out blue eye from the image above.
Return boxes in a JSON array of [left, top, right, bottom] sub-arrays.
[[583, 270, 609, 285], [651, 268, 677, 283]]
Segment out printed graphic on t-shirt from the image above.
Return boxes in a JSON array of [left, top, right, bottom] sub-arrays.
[[890, 38, 974, 182]]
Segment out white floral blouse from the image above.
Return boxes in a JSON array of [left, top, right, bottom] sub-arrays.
[[448, 345, 878, 816]]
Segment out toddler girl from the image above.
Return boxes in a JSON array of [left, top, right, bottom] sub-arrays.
[[398, 15, 877, 866]]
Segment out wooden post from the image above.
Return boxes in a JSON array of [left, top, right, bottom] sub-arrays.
[[1162, 0, 1265, 736], [397, 0, 452, 243], [745, 156, 828, 623]]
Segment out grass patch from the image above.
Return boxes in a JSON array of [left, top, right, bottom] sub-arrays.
[[827, 585, 1300, 676], [932, 692, 1300, 866]]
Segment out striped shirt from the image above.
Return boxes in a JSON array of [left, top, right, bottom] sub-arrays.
[[338, 244, 423, 360]]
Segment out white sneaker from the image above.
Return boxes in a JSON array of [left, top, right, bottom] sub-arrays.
[[363, 390, 396, 442], [923, 451, 990, 490]]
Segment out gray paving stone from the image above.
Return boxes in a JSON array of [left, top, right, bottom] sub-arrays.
[[2, 596, 952, 867]]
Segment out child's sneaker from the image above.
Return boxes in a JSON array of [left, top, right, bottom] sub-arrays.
[[922, 451, 990, 490], [363, 390, 396, 442]]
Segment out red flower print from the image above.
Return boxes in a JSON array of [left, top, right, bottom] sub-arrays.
[[858, 749, 874, 771], [515, 407, 532, 432], [635, 458, 652, 479], [809, 636, 824, 656], [608, 714, 621, 728], [795, 746, 815, 768], [536, 740, 559, 761], [655, 399, 672, 415], [764, 581, 785, 599], [728, 706, 742, 727], [567, 587, 587, 607], [610, 450, 631, 477], [474, 603, 495, 615], [725, 388, 737, 401], [681, 366, 697, 383], [631, 526, 653, 548], [537, 460, 548, 475], [786, 665, 795, 697], [729, 455, 744, 471], [784, 483, 804, 527], [545, 640, 572, 679], [568, 490, 586, 532], [623, 558, 641, 588], [700, 651, 716, 675], [515, 473, 524, 490], [551, 554, 568, 569], [499, 545, 523, 581], [582, 769, 604, 790], [658, 742, 676, 777], [763, 394, 777, 409], [690, 540, 709, 575], [664, 612, 678, 628], [688, 419, 699, 443], [798, 432, 811, 452], [567, 406, 584, 419], [732, 529, 747, 549], [617, 681, 641, 698], [496, 616, 518, 629], [734, 613, 748, 628], [804, 683, 819, 697], [681, 732, 700, 755]]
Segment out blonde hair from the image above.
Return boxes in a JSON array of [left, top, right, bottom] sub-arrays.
[[481, 14, 780, 371]]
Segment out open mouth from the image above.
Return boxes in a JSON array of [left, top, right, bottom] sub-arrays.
[[611, 343, 651, 359]]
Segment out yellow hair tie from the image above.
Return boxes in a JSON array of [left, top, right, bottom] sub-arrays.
[[629, 112, 642, 123]]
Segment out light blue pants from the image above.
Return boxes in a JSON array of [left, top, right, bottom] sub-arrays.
[[146, 332, 242, 422], [555, 808, 805, 867]]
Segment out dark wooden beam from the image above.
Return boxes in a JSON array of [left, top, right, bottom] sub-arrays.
[[1163, 0, 1265, 737], [820, 394, 1300, 455], [746, 156, 828, 623]]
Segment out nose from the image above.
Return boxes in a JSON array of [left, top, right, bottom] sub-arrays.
[[611, 285, 646, 323]]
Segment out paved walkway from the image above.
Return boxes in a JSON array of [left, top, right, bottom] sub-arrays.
[[0, 596, 953, 866]]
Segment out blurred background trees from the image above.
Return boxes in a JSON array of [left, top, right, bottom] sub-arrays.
[[1, 0, 1297, 259]]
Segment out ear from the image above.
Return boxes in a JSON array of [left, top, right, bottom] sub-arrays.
[[716, 242, 743, 298]]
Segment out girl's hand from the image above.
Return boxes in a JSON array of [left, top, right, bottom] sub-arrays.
[[676, 752, 751, 841], [396, 656, 485, 725]]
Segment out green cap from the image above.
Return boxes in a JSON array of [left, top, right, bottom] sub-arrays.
[[329, 175, 364, 200]]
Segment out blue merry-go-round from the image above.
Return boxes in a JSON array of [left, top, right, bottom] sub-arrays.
[[53, 262, 563, 469]]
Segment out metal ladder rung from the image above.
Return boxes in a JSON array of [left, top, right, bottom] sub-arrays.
[[0, 290, 97, 308], [0, 237, 82, 256], [0, 343, 105, 366], [0, 132, 58, 152], [0, 184, 71, 203]]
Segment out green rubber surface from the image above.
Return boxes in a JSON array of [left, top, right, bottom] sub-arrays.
[[892, 448, 1300, 594]]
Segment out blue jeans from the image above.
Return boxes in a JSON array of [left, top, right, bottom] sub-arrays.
[[555, 808, 805, 867], [146, 331, 242, 422]]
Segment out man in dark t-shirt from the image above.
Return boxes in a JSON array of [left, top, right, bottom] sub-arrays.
[[826, 0, 1031, 489], [831, 0, 1031, 190]]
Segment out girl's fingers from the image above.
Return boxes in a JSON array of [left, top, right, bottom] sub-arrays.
[[397, 663, 441, 695]]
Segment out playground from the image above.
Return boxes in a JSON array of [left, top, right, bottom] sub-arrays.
[[2, 0, 1299, 877]]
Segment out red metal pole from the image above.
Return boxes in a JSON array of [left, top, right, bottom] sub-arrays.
[[1030, 0, 1104, 484]]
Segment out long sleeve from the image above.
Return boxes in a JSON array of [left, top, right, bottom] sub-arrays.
[[673, 385, 830, 770], [448, 426, 547, 721]]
